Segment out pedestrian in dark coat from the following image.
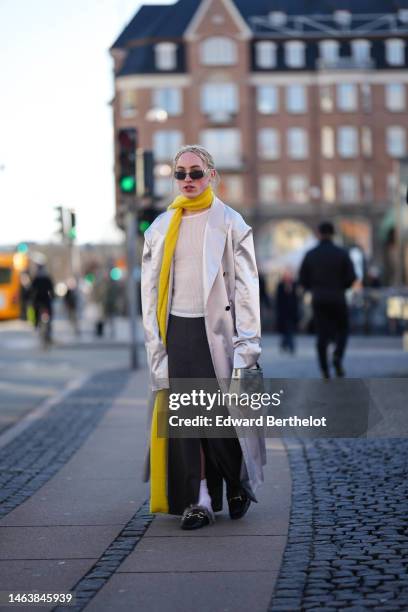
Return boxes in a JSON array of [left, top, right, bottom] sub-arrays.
[[30, 265, 54, 328], [299, 222, 356, 378], [276, 269, 299, 354]]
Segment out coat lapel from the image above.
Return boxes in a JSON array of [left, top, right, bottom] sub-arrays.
[[203, 197, 227, 307]]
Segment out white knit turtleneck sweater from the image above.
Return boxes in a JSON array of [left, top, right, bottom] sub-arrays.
[[170, 209, 210, 317]]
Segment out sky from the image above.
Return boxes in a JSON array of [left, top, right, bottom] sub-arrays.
[[0, 0, 172, 246]]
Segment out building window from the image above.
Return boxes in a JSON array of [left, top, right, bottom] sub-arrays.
[[287, 128, 308, 159], [361, 127, 373, 157], [361, 84, 372, 112], [319, 40, 339, 64], [201, 83, 238, 116], [200, 129, 241, 168], [385, 84, 406, 111], [339, 174, 359, 203], [284, 41, 305, 68], [200, 37, 237, 66], [286, 84, 307, 113], [337, 126, 358, 158], [257, 129, 280, 160], [362, 174, 374, 202], [337, 83, 358, 111], [386, 126, 406, 158], [385, 39, 405, 66], [218, 176, 243, 204], [387, 173, 398, 201], [322, 174, 336, 203], [288, 175, 309, 203], [153, 130, 183, 161], [155, 43, 177, 70], [255, 41, 277, 68], [321, 126, 335, 158], [152, 87, 182, 116], [120, 90, 137, 118], [320, 85, 334, 112], [351, 39, 371, 64], [259, 175, 281, 205], [256, 85, 279, 114]]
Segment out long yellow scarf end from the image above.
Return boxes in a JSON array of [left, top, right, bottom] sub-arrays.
[[149, 390, 169, 513]]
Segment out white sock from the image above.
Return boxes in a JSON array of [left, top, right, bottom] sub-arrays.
[[197, 478, 212, 512]]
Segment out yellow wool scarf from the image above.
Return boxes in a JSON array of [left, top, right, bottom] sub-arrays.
[[150, 185, 214, 513]]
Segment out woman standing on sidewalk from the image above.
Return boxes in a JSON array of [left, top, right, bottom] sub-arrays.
[[141, 145, 265, 530]]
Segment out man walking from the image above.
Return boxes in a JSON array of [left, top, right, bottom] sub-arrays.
[[299, 222, 356, 378]]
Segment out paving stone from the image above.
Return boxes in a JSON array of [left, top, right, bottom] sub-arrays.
[[269, 437, 408, 610]]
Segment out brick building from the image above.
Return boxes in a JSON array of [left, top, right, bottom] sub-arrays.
[[110, 0, 408, 280]]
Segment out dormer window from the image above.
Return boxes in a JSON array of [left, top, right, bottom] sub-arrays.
[[155, 43, 177, 70], [319, 40, 339, 64], [385, 39, 405, 66], [255, 41, 277, 68], [285, 41, 305, 68], [352, 39, 371, 64], [200, 37, 237, 66]]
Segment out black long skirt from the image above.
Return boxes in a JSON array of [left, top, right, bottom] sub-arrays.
[[166, 314, 243, 515]]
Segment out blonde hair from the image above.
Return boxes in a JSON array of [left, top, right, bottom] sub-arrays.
[[173, 144, 216, 170]]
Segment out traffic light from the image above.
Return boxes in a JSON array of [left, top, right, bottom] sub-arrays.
[[136, 150, 154, 198], [55, 206, 66, 239], [67, 210, 77, 241], [137, 206, 160, 235], [118, 128, 137, 194], [110, 267, 123, 281]]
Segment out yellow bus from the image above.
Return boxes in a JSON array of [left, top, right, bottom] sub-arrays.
[[0, 253, 26, 320]]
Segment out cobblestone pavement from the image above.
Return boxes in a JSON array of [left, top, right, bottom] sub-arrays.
[[270, 437, 408, 611], [0, 369, 129, 518]]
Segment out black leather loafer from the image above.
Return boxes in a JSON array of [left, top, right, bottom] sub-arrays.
[[228, 493, 251, 520], [180, 505, 214, 530]]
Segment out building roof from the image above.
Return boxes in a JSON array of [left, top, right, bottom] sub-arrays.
[[112, 0, 408, 50], [111, 0, 408, 76], [235, 0, 408, 19], [111, 0, 200, 49]]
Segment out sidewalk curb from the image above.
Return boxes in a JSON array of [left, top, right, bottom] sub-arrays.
[[0, 374, 90, 451]]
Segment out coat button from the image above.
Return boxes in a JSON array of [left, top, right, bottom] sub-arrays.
[[225, 305, 230, 311]]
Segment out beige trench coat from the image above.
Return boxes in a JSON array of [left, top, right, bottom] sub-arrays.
[[141, 196, 266, 497]]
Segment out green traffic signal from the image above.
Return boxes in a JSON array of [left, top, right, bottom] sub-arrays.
[[110, 267, 123, 281], [120, 176, 136, 193], [68, 227, 77, 240], [84, 273, 95, 285], [138, 220, 151, 233]]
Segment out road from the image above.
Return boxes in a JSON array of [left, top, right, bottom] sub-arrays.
[[0, 319, 130, 434], [1, 317, 407, 435]]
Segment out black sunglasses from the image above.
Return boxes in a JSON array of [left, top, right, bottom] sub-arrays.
[[174, 169, 208, 181]]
